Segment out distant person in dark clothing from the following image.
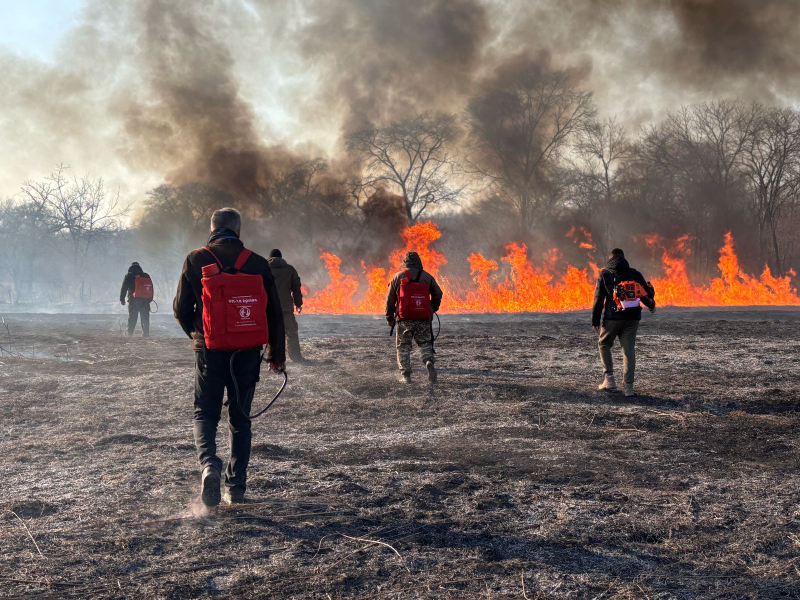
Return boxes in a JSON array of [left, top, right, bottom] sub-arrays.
[[120, 262, 153, 337], [591, 248, 655, 397], [267, 249, 305, 362], [173, 208, 286, 507]]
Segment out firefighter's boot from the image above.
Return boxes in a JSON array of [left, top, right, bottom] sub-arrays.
[[223, 488, 245, 505], [288, 339, 305, 363], [624, 383, 635, 397], [426, 361, 437, 383], [200, 466, 221, 507], [598, 375, 617, 391]]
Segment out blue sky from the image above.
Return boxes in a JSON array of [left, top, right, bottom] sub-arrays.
[[0, 0, 84, 61]]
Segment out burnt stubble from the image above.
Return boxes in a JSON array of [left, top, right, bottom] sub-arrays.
[[1, 309, 798, 599]]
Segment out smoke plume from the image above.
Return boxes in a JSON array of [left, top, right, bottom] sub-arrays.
[[2, 0, 800, 200]]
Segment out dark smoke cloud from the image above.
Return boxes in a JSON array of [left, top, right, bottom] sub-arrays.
[[295, 0, 491, 132], [116, 0, 299, 199], [664, 0, 799, 95], [497, 0, 800, 121], [2, 0, 800, 203]]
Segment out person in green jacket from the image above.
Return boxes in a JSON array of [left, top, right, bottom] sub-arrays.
[[267, 249, 305, 362]]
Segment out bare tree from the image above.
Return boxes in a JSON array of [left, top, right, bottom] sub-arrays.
[[634, 100, 759, 274], [18, 166, 128, 301], [347, 112, 462, 224], [466, 64, 595, 231], [569, 117, 630, 255], [740, 106, 800, 275]]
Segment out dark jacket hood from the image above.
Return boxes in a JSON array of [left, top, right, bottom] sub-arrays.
[[128, 263, 144, 275], [403, 252, 423, 270], [604, 256, 630, 275], [268, 257, 288, 268]]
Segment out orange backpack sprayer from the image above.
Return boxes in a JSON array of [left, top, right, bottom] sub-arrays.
[[199, 246, 287, 419], [613, 280, 656, 311]]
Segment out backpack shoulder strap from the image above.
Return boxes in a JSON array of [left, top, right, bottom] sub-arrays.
[[199, 246, 224, 269], [601, 270, 617, 297], [413, 269, 424, 283], [234, 249, 252, 271]]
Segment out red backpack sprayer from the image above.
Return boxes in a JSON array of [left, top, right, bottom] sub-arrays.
[[199, 246, 288, 419], [389, 269, 441, 343], [132, 274, 162, 314]]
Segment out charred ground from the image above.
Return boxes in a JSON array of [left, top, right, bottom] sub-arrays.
[[0, 309, 798, 599]]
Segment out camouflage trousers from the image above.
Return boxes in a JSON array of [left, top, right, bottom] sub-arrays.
[[395, 319, 434, 374]]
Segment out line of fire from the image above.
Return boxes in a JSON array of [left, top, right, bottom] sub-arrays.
[[303, 221, 800, 314]]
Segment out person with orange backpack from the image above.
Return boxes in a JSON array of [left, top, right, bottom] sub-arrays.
[[592, 248, 656, 397], [173, 208, 286, 507], [120, 262, 154, 337], [385, 251, 443, 384]]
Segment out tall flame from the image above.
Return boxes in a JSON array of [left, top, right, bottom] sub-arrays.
[[302, 222, 800, 314]]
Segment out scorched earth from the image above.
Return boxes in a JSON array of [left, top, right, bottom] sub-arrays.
[[0, 309, 798, 599]]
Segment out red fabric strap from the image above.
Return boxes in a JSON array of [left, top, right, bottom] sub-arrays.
[[199, 246, 223, 269], [234, 249, 252, 270]]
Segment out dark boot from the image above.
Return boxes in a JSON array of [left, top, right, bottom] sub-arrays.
[[288, 338, 304, 362], [426, 361, 437, 383], [140, 302, 150, 337], [223, 488, 245, 504], [200, 466, 221, 507], [127, 303, 138, 336]]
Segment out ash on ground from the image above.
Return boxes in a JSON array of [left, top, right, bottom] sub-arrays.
[[1, 309, 798, 599]]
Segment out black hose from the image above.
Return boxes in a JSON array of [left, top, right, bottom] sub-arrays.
[[250, 370, 288, 419], [433, 312, 441, 341], [149, 300, 159, 314], [229, 351, 288, 420]]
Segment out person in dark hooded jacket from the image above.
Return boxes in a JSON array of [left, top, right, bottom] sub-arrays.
[[173, 208, 286, 507], [120, 262, 152, 337], [591, 248, 655, 396], [385, 251, 443, 383], [267, 249, 305, 362]]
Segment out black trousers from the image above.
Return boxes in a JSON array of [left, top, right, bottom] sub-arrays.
[[194, 349, 262, 493], [127, 299, 150, 336]]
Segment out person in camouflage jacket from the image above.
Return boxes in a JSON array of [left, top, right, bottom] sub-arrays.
[[385, 252, 443, 383]]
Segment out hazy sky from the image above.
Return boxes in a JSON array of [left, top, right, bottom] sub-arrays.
[[2, 0, 799, 208], [0, 1, 84, 60]]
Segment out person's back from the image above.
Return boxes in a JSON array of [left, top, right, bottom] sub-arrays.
[[120, 262, 153, 337], [591, 249, 655, 396], [267, 250, 304, 361], [385, 251, 443, 383], [173, 208, 286, 507]]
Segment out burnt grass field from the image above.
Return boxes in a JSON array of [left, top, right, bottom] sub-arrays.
[[0, 309, 799, 599]]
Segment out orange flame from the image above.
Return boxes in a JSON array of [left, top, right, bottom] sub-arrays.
[[303, 222, 800, 314]]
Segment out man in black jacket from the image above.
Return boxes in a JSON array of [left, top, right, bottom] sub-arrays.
[[267, 249, 304, 362], [591, 248, 655, 397], [385, 252, 443, 383], [119, 262, 152, 337], [174, 208, 286, 507]]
